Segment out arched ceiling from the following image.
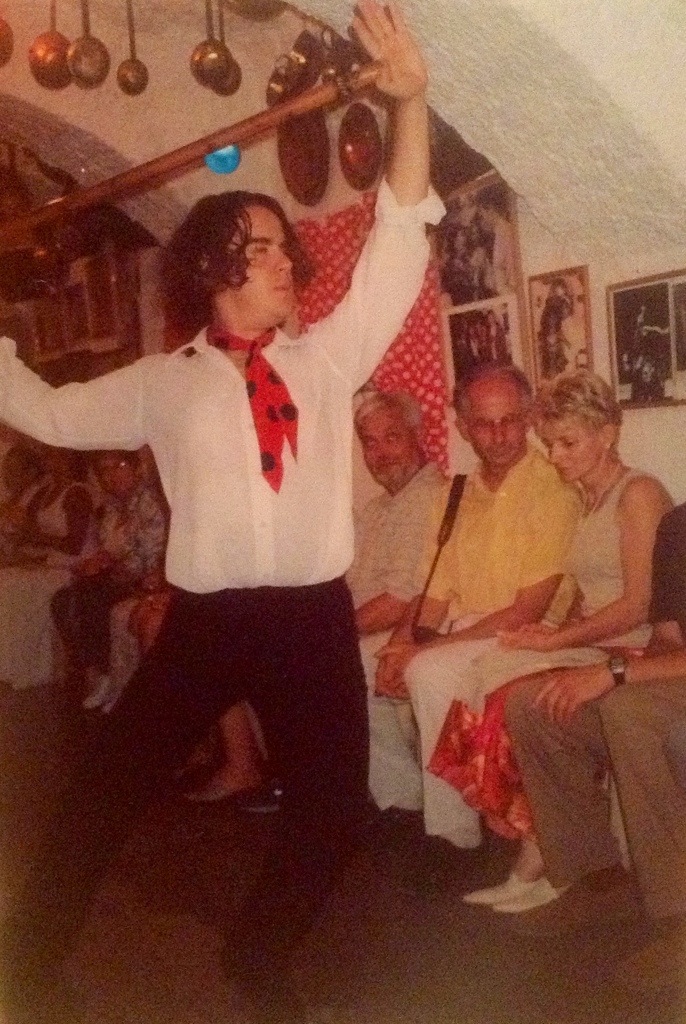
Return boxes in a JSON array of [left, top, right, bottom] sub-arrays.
[[3, 0, 686, 255], [308, 0, 686, 255], [0, 94, 187, 241]]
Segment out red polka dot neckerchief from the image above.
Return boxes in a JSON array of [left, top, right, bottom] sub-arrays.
[[208, 323, 298, 493]]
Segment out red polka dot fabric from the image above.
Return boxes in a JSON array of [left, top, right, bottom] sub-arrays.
[[207, 324, 297, 493], [295, 193, 449, 472]]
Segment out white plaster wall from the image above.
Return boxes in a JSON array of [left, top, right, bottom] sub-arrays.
[[504, 0, 686, 195]]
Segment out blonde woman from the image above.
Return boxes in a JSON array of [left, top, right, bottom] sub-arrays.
[[434, 370, 673, 912]]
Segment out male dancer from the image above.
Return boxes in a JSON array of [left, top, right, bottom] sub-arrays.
[[0, 4, 442, 1022]]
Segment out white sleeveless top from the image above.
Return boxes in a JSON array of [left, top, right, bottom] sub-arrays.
[[565, 468, 651, 648]]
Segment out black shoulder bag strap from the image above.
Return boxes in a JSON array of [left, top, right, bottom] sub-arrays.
[[410, 473, 467, 644]]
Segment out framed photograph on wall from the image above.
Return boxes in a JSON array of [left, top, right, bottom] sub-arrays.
[[436, 169, 529, 396], [441, 293, 524, 398], [528, 265, 592, 387], [29, 253, 125, 364], [436, 171, 520, 308], [607, 269, 686, 407]]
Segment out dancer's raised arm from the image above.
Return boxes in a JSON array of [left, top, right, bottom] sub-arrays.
[[352, 0, 430, 205]]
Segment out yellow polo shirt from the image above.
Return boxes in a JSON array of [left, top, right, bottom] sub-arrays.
[[426, 447, 580, 621]]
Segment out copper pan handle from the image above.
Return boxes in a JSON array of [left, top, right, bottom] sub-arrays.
[[0, 60, 382, 244]]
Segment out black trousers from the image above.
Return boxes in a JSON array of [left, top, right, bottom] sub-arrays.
[[6, 576, 369, 982], [51, 571, 140, 675]]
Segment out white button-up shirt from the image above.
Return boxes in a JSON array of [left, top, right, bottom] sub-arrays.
[[0, 182, 444, 593]]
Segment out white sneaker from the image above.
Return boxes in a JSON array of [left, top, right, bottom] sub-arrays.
[[83, 673, 115, 710], [462, 873, 534, 906], [492, 876, 566, 913]]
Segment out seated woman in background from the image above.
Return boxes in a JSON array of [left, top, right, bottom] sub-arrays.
[[18, 446, 97, 563], [52, 449, 167, 712], [430, 370, 673, 913]]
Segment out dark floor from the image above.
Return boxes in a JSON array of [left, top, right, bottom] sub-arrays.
[[1, 680, 685, 1024]]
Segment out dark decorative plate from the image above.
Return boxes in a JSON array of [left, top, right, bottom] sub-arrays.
[[277, 109, 330, 207], [338, 102, 383, 191]]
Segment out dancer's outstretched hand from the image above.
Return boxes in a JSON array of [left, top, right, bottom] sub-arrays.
[[351, 1, 428, 101]]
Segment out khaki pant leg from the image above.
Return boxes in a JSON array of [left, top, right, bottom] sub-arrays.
[[505, 676, 621, 888], [600, 681, 686, 918]]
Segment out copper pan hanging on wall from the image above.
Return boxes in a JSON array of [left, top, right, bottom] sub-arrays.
[[67, 0, 110, 88], [28, 0, 71, 89], [271, 30, 329, 206], [338, 101, 383, 191], [117, 0, 149, 95], [277, 108, 329, 207], [0, 61, 382, 250]]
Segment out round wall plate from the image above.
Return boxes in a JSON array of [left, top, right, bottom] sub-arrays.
[[338, 102, 383, 191], [277, 110, 330, 206]]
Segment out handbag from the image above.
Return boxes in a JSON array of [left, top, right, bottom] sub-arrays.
[[410, 473, 466, 644]]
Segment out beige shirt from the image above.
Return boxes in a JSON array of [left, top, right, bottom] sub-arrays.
[[347, 463, 449, 608], [566, 468, 652, 647]]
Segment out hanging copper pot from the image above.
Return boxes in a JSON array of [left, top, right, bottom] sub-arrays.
[[0, 17, 13, 67], [267, 28, 329, 205], [190, 0, 234, 91], [67, 0, 110, 88], [210, 0, 241, 96], [117, 0, 148, 94], [266, 30, 323, 107], [29, 0, 71, 90], [338, 102, 383, 191]]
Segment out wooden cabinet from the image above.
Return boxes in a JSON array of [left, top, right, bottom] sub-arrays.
[[0, 246, 145, 379]]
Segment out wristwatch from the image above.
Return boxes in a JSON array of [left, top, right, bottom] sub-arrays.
[[608, 654, 628, 686]]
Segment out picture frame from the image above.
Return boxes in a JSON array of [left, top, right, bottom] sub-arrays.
[[436, 171, 520, 310], [607, 269, 686, 407], [441, 292, 524, 398], [436, 169, 529, 395], [528, 265, 592, 387]]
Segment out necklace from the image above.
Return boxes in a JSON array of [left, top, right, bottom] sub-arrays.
[[582, 461, 626, 516]]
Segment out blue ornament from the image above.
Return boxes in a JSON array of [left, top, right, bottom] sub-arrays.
[[204, 144, 241, 174]]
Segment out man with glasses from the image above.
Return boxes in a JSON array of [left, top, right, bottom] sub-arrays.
[[373, 363, 579, 853]]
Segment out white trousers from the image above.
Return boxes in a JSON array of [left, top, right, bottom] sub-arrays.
[[364, 617, 497, 848], [361, 631, 423, 813]]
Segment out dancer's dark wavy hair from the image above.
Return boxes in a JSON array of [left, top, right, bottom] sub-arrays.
[[162, 190, 315, 339]]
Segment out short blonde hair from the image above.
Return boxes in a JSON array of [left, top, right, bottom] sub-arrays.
[[534, 370, 622, 430]]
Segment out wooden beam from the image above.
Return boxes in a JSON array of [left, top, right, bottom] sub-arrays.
[[0, 61, 381, 245]]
